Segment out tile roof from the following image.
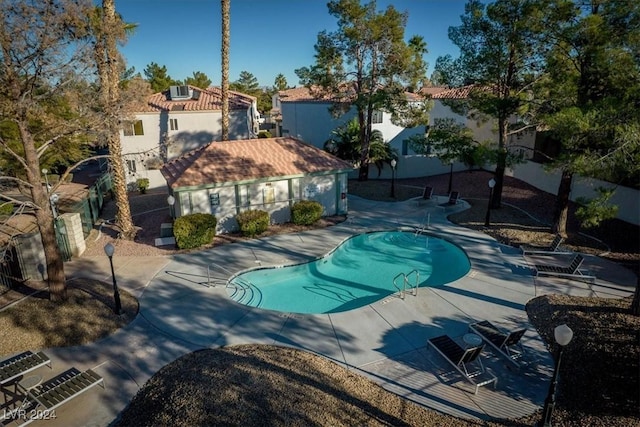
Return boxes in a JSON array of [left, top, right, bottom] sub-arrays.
[[139, 85, 255, 113], [432, 85, 476, 99], [161, 137, 354, 189], [278, 86, 339, 103], [279, 86, 425, 103], [420, 86, 449, 97]]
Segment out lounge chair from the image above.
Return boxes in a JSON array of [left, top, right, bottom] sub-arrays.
[[534, 253, 596, 283], [0, 351, 51, 387], [427, 335, 497, 394], [520, 234, 566, 255], [21, 367, 104, 425], [447, 191, 460, 205], [469, 321, 526, 367], [422, 186, 434, 200], [416, 185, 436, 206]]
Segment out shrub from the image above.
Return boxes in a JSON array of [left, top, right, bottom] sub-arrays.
[[0, 202, 13, 216], [136, 178, 150, 194], [258, 130, 272, 138], [291, 200, 323, 225], [173, 213, 217, 250], [236, 209, 269, 237]]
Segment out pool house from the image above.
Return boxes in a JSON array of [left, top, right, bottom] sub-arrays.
[[160, 137, 354, 234]]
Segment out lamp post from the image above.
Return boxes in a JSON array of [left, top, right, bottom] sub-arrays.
[[390, 158, 397, 198], [539, 324, 574, 427], [167, 195, 175, 220], [103, 243, 122, 315], [484, 178, 496, 227], [42, 168, 50, 192]]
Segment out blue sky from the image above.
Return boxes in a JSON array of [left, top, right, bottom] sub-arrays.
[[115, 0, 469, 88]]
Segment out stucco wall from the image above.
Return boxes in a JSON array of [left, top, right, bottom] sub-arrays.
[[121, 110, 250, 189], [507, 161, 640, 226], [174, 173, 348, 234], [281, 102, 355, 148]]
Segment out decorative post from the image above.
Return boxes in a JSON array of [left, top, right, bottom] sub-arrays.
[[390, 159, 397, 198], [539, 324, 574, 427], [103, 243, 122, 315], [167, 195, 176, 220], [484, 178, 496, 227]]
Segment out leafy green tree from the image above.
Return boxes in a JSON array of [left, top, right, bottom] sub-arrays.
[[0, 0, 96, 301], [143, 62, 178, 92], [408, 118, 481, 194], [230, 70, 260, 96], [296, 0, 428, 181], [435, 0, 546, 207], [274, 74, 288, 91], [535, 0, 640, 235], [324, 118, 394, 176], [184, 71, 212, 89]]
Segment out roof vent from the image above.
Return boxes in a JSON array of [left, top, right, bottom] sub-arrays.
[[169, 85, 190, 100]]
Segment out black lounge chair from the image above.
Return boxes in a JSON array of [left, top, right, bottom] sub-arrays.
[[446, 191, 460, 205], [427, 334, 497, 394], [21, 367, 104, 425], [534, 253, 596, 283], [416, 185, 436, 206], [0, 351, 51, 387], [422, 186, 434, 200], [469, 321, 526, 367], [520, 234, 567, 255]]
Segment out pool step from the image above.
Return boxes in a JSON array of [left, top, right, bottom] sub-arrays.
[[228, 278, 261, 306]]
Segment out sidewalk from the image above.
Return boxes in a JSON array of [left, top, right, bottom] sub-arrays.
[[21, 196, 638, 426]]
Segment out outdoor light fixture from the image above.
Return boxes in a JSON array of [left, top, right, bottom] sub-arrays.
[[538, 324, 574, 427], [167, 195, 175, 220], [103, 243, 122, 315], [42, 168, 50, 192], [390, 159, 397, 198], [484, 178, 496, 227]]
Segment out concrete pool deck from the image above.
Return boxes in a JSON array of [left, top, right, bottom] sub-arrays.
[[22, 196, 637, 426]]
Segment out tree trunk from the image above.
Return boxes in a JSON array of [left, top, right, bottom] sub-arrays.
[[221, 0, 230, 141], [552, 169, 573, 237], [18, 123, 67, 301], [102, 0, 136, 240], [491, 117, 509, 209], [357, 108, 369, 181]]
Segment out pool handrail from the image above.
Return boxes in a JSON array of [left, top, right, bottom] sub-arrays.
[[207, 261, 237, 287], [406, 269, 419, 296], [393, 272, 406, 299]]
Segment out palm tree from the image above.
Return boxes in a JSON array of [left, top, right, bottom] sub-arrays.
[[94, 0, 137, 240], [324, 118, 395, 176], [221, 0, 230, 141]]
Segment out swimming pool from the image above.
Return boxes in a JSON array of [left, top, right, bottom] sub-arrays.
[[227, 231, 470, 314]]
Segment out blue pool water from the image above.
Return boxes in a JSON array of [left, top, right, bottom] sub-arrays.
[[227, 231, 470, 314]]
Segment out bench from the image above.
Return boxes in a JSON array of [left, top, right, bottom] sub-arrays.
[[0, 351, 51, 386]]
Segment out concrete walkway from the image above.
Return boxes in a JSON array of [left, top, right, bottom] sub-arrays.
[[16, 196, 637, 426]]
